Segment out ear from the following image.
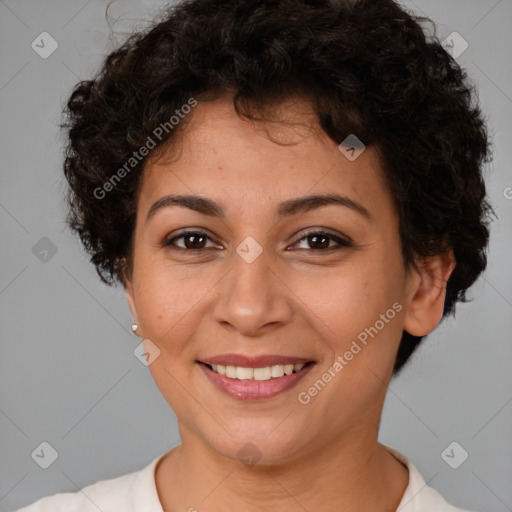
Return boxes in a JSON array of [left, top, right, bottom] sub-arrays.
[[125, 278, 137, 323], [119, 257, 137, 323], [403, 251, 456, 337]]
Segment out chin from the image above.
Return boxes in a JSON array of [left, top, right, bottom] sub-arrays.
[[199, 425, 310, 467]]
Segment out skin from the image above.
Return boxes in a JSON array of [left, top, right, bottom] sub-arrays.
[[123, 95, 455, 512]]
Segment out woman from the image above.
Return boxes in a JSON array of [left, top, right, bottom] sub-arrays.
[[17, 0, 493, 510]]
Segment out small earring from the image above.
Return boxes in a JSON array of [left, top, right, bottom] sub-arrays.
[[131, 323, 138, 334]]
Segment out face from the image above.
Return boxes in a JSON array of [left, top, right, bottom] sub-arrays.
[[124, 96, 450, 465]]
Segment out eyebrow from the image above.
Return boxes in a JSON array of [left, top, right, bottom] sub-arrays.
[[145, 193, 372, 224]]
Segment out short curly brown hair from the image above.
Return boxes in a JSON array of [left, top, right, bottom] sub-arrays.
[[61, 0, 494, 375]]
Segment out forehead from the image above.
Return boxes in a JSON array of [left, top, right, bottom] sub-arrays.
[[139, 96, 392, 220]]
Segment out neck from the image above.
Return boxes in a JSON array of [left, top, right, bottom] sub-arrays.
[[155, 428, 409, 512]]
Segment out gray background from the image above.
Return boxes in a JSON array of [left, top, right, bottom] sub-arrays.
[[0, 0, 511, 510]]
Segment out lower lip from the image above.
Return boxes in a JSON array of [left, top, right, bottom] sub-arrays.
[[198, 362, 315, 400]]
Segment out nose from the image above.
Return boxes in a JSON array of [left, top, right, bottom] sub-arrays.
[[212, 247, 294, 337]]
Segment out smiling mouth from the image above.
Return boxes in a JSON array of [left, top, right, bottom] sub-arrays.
[[199, 361, 315, 382]]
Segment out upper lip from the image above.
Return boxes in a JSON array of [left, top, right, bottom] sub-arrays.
[[198, 354, 315, 368]]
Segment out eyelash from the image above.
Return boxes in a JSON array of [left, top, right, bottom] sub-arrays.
[[163, 229, 353, 253]]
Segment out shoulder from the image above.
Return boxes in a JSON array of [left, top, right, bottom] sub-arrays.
[[14, 471, 138, 512], [405, 482, 476, 512], [14, 454, 164, 512], [384, 445, 477, 512]]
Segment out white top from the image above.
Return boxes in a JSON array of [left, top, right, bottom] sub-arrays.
[[15, 445, 475, 512]]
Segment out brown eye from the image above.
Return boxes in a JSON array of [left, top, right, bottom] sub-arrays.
[[292, 231, 352, 251], [305, 233, 331, 250], [182, 233, 207, 249], [164, 230, 219, 251]]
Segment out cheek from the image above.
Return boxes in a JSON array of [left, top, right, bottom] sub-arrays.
[[132, 258, 220, 355], [305, 255, 400, 328], [300, 249, 405, 370]]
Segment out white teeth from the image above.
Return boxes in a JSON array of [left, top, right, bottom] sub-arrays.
[[208, 362, 307, 381], [236, 366, 253, 380], [225, 365, 237, 379], [284, 364, 294, 375], [271, 365, 284, 378], [253, 367, 272, 381]]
